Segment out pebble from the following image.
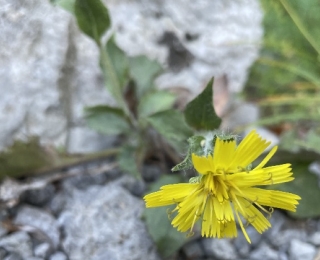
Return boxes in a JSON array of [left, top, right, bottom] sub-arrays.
[[49, 191, 67, 217], [14, 205, 60, 248], [268, 229, 307, 249], [34, 243, 51, 258], [288, 239, 316, 260], [20, 184, 55, 207], [0, 222, 8, 238], [4, 252, 23, 260], [202, 238, 237, 260], [0, 232, 33, 258], [308, 231, 320, 246], [182, 240, 205, 259], [49, 252, 68, 260], [58, 184, 160, 260], [250, 242, 279, 260]]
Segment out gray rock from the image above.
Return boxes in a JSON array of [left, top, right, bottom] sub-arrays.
[[49, 252, 67, 260], [4, 252, 23, 260], [67, 128, 116, 154], [309, 231, 320, 246], [0, 0, 263, 153], [114, 175, 146, 197], [0, 232, 33, 258], [202, 238, 237, 260], [34, 243, 51, 259], [25, 258, 44, 260], [182, 240, 205, 259], [20, 184, 55, 207], [58, 184, 160, 260], [107, 0, 263, 95], [14, 205, 60, 248], [268, 229, 307, 249], [289, 239, 316, 260], [0, 247, 6, 259], [250, 242, 279, 260], [49, 192, 67, 216], [264, 210, 286, 240], [0, 0, 113, 152], [0, 222, 8, 238], [234, 226, 262, 257]]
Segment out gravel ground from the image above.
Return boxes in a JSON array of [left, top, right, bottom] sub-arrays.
[[0, 161, 319, 260]]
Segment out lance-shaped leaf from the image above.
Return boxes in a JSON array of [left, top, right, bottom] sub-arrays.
[[85, 105, 130, 135], [129, 56, 162, 97], [184, 78, 221, 130], [147, 109, 193, 153], [138, 90, 176, 118], [117, 145, 140, 178], [74, 0, 110, 44], [105, 37, 129, 91]]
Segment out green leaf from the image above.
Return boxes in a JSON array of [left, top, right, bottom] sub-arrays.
[[138, 90, 176, 118], [246, 0, 320, 100], [74, 0, 110, 44], [147, 109, 193, 153], [129, 56, 162, 97], [143, 175, 188, 257], [0, 138, 53, 179], [117, 145, 140, 178], [105, 37, 129, 90], [85, 105, 130, 135], [53, 0, 75, 13], [184, 78, 221, 131]]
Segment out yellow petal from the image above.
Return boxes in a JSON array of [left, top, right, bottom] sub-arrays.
[[144, 183, 197, 207], [255, 145, 278, 169], [192, 153, 213, 175], [228, 130, 271, 171], [238, 187, 301, 212], [213, 138, 236, 171]]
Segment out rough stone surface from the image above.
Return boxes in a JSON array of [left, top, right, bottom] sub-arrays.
[[0, 0, 262, 152], [107, 0, 263, 95], [289, 239, 316, 260], [0, 232, 33, 258], [182, 240, 205, 259], [250, 242, 279, 260], [49, 252, 67, 260], [14, 205, 60, 248], [4, 252, 23, 260], [309, 231, 320, 246], [0, 0, 113, 152], [202, 238, 237, 260], [268, 229, 307, 249], [0, 222, 8, 238], [58, 184, 160, 260], [234, 226, 262, 257], [20, 184, 55, 207], [34, 243, 51, 259]]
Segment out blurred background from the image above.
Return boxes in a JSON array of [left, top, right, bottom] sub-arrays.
[[0, 0, 320, 260]]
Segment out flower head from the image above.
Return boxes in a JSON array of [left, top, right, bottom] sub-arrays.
[[144, 130, 301, 243]]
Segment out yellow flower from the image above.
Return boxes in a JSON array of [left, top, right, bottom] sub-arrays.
[[143, 130, 301, 243]]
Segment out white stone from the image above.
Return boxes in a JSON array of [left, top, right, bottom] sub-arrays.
[[289, 239, 316, 260], [106, 0, 263, 95], [58, 184, 160, 260], [0, 0, 263, 152]]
